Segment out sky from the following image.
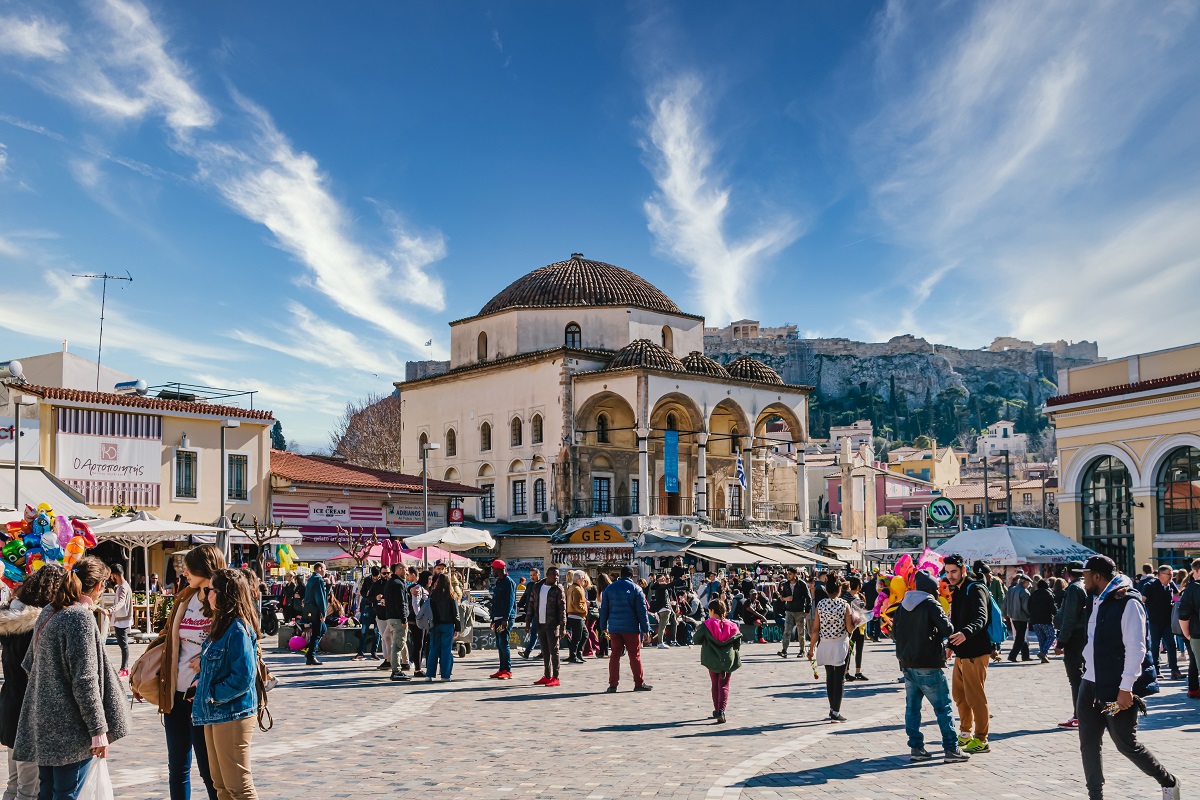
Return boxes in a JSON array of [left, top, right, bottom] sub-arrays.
[[2, 0, 1199, 450]]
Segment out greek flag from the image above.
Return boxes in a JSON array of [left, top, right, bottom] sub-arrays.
[[736, 451, 747, 489], [424, 339, 433, 347]]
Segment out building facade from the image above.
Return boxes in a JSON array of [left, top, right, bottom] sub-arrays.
[[1047, 342, 1200, 572], [396, 254, 811, 529]]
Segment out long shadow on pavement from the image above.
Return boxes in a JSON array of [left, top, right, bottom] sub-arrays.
[[742, 754, 946, 789]]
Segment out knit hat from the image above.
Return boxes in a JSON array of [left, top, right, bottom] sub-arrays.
[[914, 571, 939, 594]]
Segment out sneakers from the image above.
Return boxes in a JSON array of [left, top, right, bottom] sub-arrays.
[[777, 650, 788, 659], [634, 683, 653, 692], [533, 676, 551, 686], [489, 670, 506, 679], [957, 733, 971, 747], [943, 748, 971, 763], [376, 661, 391, 671], [1058, 717, 1079, 729], [497, 671, 512, 679], [828, 711, 847, 722], [605, 685, 618, 693], [1188, 689, 1200, 699], [716, 710, 727, 724], [854, 673, 867, 681], [910, 747, 933, 762], [390, 671, 411, 682], [118, 669, 129, 678], [844, 673, 858, 682], [400, 663, 411, 671], [1163, 778, 1181, 800], [962, 737, 990, 753], [1039, 654, 1050, 664], [413, 669, 425, 678], [757, 638, 767, 644], [545, 677, 561, 687], [657, 643, 670, 649], [351, 655, 365, 661], [712, 709, 720, 719]]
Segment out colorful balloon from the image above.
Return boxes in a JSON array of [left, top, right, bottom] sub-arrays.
[[4, 520, 27, 537], [55, 514, 73, 547], [63, 535, 87, 568], [39, 531, 63, 563], [71, 519, 97, 548], [2, 562, 25, 585], [2, 539, 27, 567], [31, 512, 52, 538]]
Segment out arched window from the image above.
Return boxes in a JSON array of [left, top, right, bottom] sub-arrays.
[[565, 323, 581, 349], [661, 326, 673, 353], [666, 412, 678, 431], [1157, 446, 1200, 534], [596, 413, 610, 444], [418, 432, 429, 453], [480, 422, 492, 452], [531, 414, 543, 445], [1081, 456, 1133, 573], [534, 478, 547, 514], [477, 332, 488, 362], [730, 425, 739, 453], [445, 428, 457, 457], [511, 417, 522, 447]]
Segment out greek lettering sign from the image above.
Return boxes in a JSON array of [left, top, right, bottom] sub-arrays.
[[567, 523, 625, 544], [308, 502, 350, 523], [928, 497, 957, 525], [56, 433, 159, 482], [664, 430, 679, 493]]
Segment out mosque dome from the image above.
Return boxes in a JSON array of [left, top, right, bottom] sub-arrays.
[[606, 339, 686, 373], [479, 254, 682, 316], [726, 356, 784, 385], [681, 351, 731, 378]]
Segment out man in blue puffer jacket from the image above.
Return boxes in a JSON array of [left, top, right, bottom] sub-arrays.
[[599, 566, 653, 693]]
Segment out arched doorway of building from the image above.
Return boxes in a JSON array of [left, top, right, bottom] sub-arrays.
[[1080, 455, 1134, 574]]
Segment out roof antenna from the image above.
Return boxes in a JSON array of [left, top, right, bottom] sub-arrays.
[[72, 270, 133, 391]]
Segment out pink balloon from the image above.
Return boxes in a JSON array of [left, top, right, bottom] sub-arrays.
[[288, 635, 307, 652], [55, 514, 73, 547]]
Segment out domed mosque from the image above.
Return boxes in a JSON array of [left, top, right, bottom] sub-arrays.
[[400, 254, 809, 564]]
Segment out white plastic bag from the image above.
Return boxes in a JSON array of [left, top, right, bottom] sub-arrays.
[[78, 758, 115, 800]]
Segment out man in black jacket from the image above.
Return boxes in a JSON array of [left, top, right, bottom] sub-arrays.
[[893, 571, 969, 764], [776, 567, 811, 658], [1177, 558, 1200, 699], [379, 562, 411, 682], [1141, 565, 1182, 680], [519, 567, 541, 659], [526, 566, 566, 687], [1055, 560, 1090, 728], [945, 554, 993, 754], [353, 566, 382, 662]]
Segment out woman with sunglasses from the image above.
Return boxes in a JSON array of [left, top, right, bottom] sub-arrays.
[[136, 543, 226, 800], [194, 569, 260, 799]]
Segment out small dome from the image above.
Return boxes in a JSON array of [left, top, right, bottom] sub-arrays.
[[726, 356, 783, 384], [607, 339, 686, 372], [479, 254, 682, 317], [681, 351, 730, 378]]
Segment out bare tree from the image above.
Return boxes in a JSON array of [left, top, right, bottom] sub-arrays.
[[328, 393, 404, 471], [1031, 427, 1057, 464], [333, 525, 380, 568], [233, 516, 288, 577]]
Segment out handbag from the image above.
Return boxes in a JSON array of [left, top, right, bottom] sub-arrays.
[[129, 636, 166, 706]]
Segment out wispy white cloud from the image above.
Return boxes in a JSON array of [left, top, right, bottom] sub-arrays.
[[642, 74, 801, 325], [0, 143, 7, 177], [0, 15, 69, 60], [854, 0, 1200, 353]]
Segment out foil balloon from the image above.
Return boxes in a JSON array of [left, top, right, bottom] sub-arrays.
[[2, 561, 25, 585], [23, 505, 36, 523], [2, 539, 27, 567], [26, 553, 45, 574], [55, 514, 73, 547], [22, 534, 40, 551], [4, 520, 26, 537], [63, 535, 87, 568], [39, 531, 63, 563], [71, 519, 97, 548], [31, 512, 52, 538]]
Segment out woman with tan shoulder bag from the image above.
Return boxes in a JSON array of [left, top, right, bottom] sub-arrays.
[[132, 544, 225, 800]]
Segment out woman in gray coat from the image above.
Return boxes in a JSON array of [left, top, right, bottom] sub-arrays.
[[1003, 575, 1032, 662], [13, 556, 129, 800]]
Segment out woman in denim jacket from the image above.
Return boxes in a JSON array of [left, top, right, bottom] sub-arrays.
[[193, 569, 260, 800]]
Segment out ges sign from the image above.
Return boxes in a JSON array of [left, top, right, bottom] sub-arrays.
[[568, 523, 624, 544]]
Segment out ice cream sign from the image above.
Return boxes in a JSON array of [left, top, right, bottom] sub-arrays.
[[308, 502, 351, 523]]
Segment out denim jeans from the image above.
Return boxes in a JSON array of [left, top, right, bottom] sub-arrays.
[[356, 609, 379, 657], [1148, 621, 1178, 676], [164, 691, 216, 800], [307, 616, 327, 658], [904, 667, 957, 752], [495, 618, 513, 672], [36, 759, 90, 800], [426, 623, 455, 680]]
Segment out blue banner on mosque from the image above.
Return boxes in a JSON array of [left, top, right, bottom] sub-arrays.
[[664, 430, 679, 493]]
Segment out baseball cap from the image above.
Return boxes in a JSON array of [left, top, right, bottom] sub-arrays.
[[1064, 560, 1085, 576], [491, 559, 506, 570], [1082, 554, 1116, 577]]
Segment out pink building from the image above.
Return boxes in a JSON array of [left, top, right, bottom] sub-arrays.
[[825, 465, 938, 524]]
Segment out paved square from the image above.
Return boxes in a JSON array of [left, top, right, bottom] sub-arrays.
[[21, 640, 1200, 799]]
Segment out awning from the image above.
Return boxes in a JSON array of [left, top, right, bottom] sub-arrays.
[[685, 546, 765, 565], [0, 465, 98, 520], [783, 547, 847, 567], [738, 544, 816, 565], [296, 525, 392, 543], [191, 529, 302, 546]]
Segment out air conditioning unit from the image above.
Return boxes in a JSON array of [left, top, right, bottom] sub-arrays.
[[679, 521, 697, 538], [621, 517, 642, 533], [789, 522, 804, 537], [541, 512, 550, 524]]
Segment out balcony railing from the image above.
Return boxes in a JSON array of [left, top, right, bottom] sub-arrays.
[[648, 496, 701, 516], [753, 502, 800, 521], [570, 497, 640, 517]]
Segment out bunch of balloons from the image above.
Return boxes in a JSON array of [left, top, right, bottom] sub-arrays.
[[2, 503, 97, 589]]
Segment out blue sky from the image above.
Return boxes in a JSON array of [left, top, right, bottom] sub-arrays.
[[2, 0, 1199, 449]]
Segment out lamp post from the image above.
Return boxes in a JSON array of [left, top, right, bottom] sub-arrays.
[[218, 419, 241, 558], [421, 441, 440, 568], [1001, 449, 1012, 525], [11, 394, 36, 507]]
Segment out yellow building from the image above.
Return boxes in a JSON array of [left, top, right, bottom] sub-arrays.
[[887, 445, 962, 489], [1046, 343, 1200, 572]]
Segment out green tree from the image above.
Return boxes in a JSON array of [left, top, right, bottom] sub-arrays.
[[877, 513, 908, 534], [270, 421, 287, 451]]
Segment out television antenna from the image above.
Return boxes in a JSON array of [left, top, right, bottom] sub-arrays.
[[72, 271, 133, 391]]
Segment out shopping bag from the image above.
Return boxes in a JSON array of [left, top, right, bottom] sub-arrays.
[[79, 758, 115, 800]]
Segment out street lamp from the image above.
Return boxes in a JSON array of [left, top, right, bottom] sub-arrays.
[[421, 441, 440, 568], [218, 419, 241, 558], [10, 394, 36, 508], [1000, 449, 1012, 525]]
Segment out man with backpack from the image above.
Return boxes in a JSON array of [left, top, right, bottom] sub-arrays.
[[1077, 555, 1179, 800], [944, 554, 996, 754], [489, 559, 517, 679]]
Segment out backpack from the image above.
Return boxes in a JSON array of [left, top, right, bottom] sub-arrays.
[[415, 596, 434, 632], [968, 582, 1006, 645]]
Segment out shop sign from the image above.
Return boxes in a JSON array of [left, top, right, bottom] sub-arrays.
[[449, 508, 464, 524], [567, 522, 625, 544], [552, 546, 634, 564], [0, 416, 39, 463], [308, 502, 350, 523], [56, 432, 159, 482], [385, 501, 446, 528]]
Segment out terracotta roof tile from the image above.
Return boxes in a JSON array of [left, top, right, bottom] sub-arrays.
[[607, 339, 685, 372], [939, 483, 1008, 500], [725, 356, 784, 385], [20, 384, 274, 421], [270, 450, 485, 495], [681, 351, 731, 378], [1046, 369, 1200, 407]]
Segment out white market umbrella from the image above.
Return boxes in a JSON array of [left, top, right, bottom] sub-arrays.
[[932, 525, 1097, 567], [91, 512, 228, 632], [402, 526, 495, 552]]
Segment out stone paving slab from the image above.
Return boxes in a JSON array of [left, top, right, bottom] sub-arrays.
[[3, 640, 1195, 799]]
